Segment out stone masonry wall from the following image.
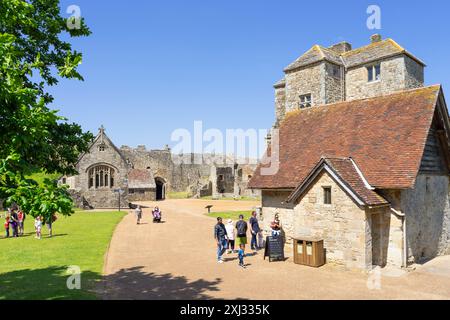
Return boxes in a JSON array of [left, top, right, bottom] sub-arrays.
[[285, 62, 324, 113], [404, 55, 424, 89], [401, 174, 450, 262], [274, 85, 286, 126], [76, 138, 129, 208], [324, 62, 344, 104], [346, 56, 406, 101], [261, 172, 373, 269]]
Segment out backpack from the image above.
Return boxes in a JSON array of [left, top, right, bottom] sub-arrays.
[[236, 220, 247, 237]]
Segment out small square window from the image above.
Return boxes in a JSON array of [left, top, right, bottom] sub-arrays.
[[367, 64, 381, 82], [98, 145, 106, 152], [323, 187, 332, 204], [299, 94, 312, 109]]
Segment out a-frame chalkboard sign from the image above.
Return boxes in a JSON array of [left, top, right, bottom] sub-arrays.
[[263, 236, 285, 262]]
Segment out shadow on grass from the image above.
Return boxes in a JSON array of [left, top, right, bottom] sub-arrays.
[[0, 266, 236, 300], [0, 266, 99, 300]]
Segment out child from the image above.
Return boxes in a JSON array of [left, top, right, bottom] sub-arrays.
[[4, 212, 10, 238], [225, 219, 235, 254], [35, 216, 42, 239], [238, 244, 246, 268]]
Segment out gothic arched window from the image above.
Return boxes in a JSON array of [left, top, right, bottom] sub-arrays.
[[88, 165, 115, 189]]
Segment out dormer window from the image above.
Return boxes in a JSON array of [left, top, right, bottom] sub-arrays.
[[299, 94, 312, 109], [367, 64, 381, 82]]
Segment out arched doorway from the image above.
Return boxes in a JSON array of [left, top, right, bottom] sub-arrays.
[[155, 177, 166, 201]]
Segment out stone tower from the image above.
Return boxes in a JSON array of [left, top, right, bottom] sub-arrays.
[[274, 35, 425, 126]]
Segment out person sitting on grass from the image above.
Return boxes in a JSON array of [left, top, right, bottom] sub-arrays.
[[152, 206, 162, 223], [238, 244, 246, 268], [4, 210, 10, 238], [34, 216, 42, 240]]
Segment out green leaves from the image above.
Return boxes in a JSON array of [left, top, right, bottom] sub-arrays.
[[0, 0, 92, 218]]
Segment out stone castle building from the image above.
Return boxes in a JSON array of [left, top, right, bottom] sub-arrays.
[[62, 127, 259, 209], [249, 35, 450, 270]]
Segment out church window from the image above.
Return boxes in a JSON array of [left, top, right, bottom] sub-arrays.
[[299, 94, 312, 109], [367, 63, 381, 82], [88, 165, 116, 189]]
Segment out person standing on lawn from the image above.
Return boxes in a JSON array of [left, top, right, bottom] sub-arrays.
[[235, 214, 248, 251], [35, 216, 42, 239], [225, 219, 235, 253], [4, 210, 10, 238], [249, 211, 261, 251], [214, 217, 228, 263], [10, 209, 19, 238], [17, 209, 25, 236]]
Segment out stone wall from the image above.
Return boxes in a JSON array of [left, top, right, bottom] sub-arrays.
[[260, 172, 373, 269], [324, 62, 344, 104], [274, 84, 286, 126], [405, 55, 424, 89], [128, 188, 156, 202], [401, 174, 450, 262], [346, 56, 407, 101], [285, 62, 324, 113], [75, 137, 130, 208]]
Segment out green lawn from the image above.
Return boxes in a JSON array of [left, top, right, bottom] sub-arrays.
[[0, 211, 125, 300], [167, 191, 191, 199], [207, 210, 253, 221]]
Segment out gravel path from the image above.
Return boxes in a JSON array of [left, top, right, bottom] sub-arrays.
[[99, 199, 450, 300]]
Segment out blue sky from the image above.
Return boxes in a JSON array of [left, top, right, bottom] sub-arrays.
[[52, 0, 450, 150]]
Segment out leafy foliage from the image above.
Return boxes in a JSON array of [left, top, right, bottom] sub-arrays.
[[0, 0, 93, 218]]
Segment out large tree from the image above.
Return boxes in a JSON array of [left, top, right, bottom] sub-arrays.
[[0, 0, 93, 220]]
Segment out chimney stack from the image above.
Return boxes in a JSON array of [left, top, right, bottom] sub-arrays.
[[328, 42, 352, 54], [370, 34, 382, 43]]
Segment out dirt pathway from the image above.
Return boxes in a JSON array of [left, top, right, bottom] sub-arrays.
[[100, 199, 450, 300]]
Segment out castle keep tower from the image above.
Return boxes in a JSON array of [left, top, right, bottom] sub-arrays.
[[274, 35, 425, 126]]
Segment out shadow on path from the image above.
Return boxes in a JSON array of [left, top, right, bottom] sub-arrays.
[[99, 266, 226, 300]]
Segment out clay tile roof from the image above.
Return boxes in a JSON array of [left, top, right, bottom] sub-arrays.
[[284, 45, 343, 72], [128, 169, 156, 189], [342, 39, 425, 68], [249, 85, 444, 190], [286, 157, 388, 206], [324, 158, 388, 206]]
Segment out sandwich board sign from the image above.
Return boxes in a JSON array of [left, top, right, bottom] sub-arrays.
[[264, 236, 285, 262]]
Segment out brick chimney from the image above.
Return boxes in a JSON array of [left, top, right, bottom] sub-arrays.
[[328, 42, 352, 54], [370, 34, 382, 43]]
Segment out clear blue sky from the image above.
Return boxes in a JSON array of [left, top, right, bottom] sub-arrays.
[[52, 0, 450, 150]]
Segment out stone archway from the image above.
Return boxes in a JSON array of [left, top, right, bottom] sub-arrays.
[[155, 177, 166, 201]]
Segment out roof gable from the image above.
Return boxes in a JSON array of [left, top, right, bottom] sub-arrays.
[[287, 157, 388, 207], [249, 85, 445, 190]]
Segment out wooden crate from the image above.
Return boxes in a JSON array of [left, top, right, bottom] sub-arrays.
[[293, 237, 325, 267]]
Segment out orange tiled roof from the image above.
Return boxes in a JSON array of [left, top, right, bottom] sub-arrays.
[[249, 85, 444, 190]]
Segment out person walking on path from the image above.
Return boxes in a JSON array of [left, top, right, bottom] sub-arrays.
[[214, 217, 228, 263], [235, 214, 248, 251], [134, 205, 143, 225], [225, 219, 235, 254], [238, 244, 246, 268], [249, 211, 261, 251]]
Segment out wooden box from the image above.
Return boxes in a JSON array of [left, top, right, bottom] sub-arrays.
[[293, 237, 325, 267]]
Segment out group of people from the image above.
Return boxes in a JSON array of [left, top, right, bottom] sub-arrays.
[[3, 207, 55, 239], [133, 205, 162, 224], [214, 211, 263, 268], [214, 212, 284, 268]]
